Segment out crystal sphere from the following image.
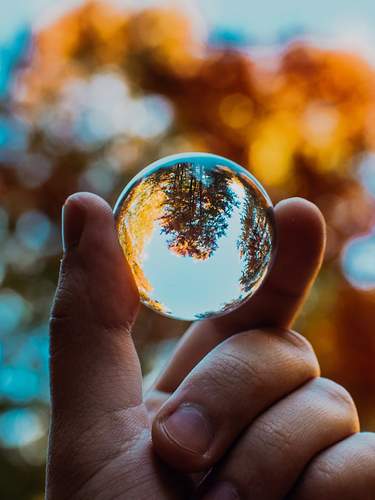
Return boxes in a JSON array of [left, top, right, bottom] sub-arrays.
[[114, 153, 275, 321]]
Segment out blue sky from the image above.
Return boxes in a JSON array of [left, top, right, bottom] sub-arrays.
[[201, 0, 375, 41], [142, 201, 244, 320], [3, 0, 375, 45], [0, 0, 84, 44]]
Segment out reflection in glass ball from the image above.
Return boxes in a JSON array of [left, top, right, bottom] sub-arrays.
[[114, 153, 275, 321]]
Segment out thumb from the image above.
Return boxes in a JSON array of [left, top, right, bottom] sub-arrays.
[[50, 192, 141, 416]]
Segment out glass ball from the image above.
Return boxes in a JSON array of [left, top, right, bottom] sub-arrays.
[[114, 153, 275, 321]]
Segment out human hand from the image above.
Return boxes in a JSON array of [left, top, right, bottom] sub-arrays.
[[47, 193, 375, 499]]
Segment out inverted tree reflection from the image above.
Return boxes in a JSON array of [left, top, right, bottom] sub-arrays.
[[238, 185, 274, 292], [155, 162, 239, 259], [117, 178, 164, 297], [120, 161, 274, 298]]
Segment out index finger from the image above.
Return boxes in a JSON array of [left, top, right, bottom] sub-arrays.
[[154, 198, 326, 393]]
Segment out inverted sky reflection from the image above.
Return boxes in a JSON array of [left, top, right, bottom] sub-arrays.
[[142, 191, 244, 319]]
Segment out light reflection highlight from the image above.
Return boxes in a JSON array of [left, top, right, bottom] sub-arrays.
[[342, 231, 375, 290]]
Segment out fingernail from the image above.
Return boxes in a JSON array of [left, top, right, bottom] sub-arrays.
[[161, 404, 213, 455], [62, 198, 85, 252], [202, 482, 239, 500]]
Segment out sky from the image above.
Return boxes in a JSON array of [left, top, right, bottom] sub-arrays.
[[3, 0, 375, 45], [0, 0, 81, 43], [201, 0, 375, 40]]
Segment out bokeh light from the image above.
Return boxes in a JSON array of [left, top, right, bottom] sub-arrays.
[[0, 409, 44, 448], [342, 232, 375, 290], [1, 1, 375, 497]]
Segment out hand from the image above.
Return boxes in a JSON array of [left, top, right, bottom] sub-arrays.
[[47, 193, 375, 499]]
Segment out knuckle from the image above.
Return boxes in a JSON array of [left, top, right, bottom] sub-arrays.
[[251, 328, 319, 376], [356, 432, 375, 458], [49, 256, 90, 355], [280, 328, 318, 363], [211, 329, 319, 397], [50, 265, 86, 324], [308, 456, 337, 487], [189, 338, 264, 406], [283, 330, 320, 376], [311, 378, 359, 432], [203, 350, 260, 396], [316, 378, 356, 413], [254, 418, 294, 457], [297, 435, 375, 499], [221, 350, 263, 390], [283, 329, 315, 357], [216, 334, 265, 386], [307, 434, 375, 488]]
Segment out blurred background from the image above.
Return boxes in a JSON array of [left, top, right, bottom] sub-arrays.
[[1, 0, 375, 497]]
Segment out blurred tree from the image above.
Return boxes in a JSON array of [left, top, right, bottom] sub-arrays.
[[1, 1, 375, 497]]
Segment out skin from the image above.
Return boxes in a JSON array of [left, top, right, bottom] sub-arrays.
[[46, 192, 375, 500]]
